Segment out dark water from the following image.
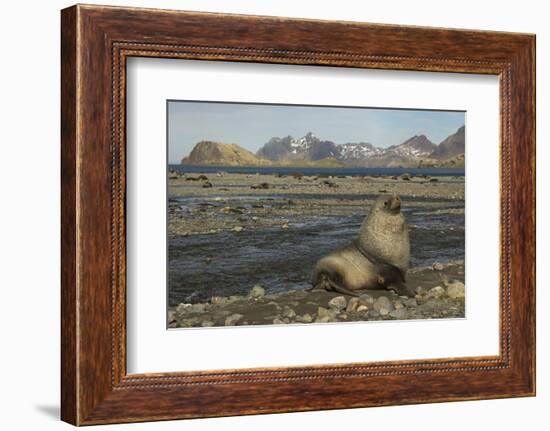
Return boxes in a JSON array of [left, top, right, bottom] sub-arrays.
[[169, 164, 464, 177], [168, 195, 464, 305]]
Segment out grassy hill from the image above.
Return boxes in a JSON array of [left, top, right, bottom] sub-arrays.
[[181, 141, 346, 168]]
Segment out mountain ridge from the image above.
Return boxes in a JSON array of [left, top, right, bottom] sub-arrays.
[[180, 126, 465, 168]]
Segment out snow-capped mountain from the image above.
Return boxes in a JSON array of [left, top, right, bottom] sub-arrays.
[[256, 132, 339, 161], [338, 142, 383, 161], [253, 127, 465, 167]]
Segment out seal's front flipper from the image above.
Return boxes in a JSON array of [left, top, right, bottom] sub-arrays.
[[309, 273, 331, 292], [388, 281, 415, 298], [326, 278, 360, 297]]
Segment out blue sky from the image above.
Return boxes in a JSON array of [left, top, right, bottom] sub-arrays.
[[168, 101, 465, 163]]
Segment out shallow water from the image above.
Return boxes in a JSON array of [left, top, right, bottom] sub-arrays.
[[167, 194, 464, 305]]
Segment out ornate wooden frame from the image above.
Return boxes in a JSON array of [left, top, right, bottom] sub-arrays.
[[61, 4, 535, 425]]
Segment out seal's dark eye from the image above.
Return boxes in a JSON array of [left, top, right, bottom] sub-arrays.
[[384, 201, 388, 207]]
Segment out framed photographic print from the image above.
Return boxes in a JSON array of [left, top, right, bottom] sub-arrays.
[[61, 4, 535, 425]]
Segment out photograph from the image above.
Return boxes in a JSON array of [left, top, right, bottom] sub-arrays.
[[167, 101, 466, 328]]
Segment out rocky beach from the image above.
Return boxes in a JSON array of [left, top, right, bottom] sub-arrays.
[[167, 171, 465, 328]]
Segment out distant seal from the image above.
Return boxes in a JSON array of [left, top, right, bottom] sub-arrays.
[[311, 194, 414, 297]]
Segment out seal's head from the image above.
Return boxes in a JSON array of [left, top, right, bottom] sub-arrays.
[[374, 194, 402, 213]]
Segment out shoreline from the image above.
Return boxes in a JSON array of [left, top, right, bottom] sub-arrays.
[[168, 261, 466, 328], [167, 172, 465, 326]]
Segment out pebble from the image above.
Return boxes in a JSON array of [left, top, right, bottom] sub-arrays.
[[322, 180, 338, 187], [432, 262, 444, 271], [225, 313, 244, 326], [446, 280, 466, 299], [251, 182, 270, 189], [357, 304, 369, 312], [359, 294, 375, 305], [374, 296, 394, 313], [367, 309, 380, 318], [346, 297, 360, 313], [404, 298, 418, 307], [175, 303, 191, 315], [249, 285, 266, 299], [282, 306, 297, 319], [317, 306, 335, 319], [167, 310, 177, 323], [297, 313, 313, 323], [227, 295, 243, 303], [390, 308, 407, 319], [201, 320, 215, 327], [189, 303, 207, 313], [426, 286, 445, 298], [180, 317, 200, 326], [211, 296, 228, 305], [378, 307, 391, 316], [267, 301, 282, 310], [328, 296, 347, 312]]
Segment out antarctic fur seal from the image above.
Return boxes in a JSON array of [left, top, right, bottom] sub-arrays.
[[311, 194, 414, 297]]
